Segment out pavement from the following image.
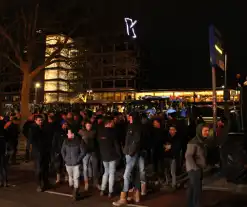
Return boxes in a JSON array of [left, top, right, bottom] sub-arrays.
[[0, 139, 245, 206], [1, 161, 247, 207]]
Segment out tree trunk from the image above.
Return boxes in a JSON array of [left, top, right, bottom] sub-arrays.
[[20, 63, 31, 124]]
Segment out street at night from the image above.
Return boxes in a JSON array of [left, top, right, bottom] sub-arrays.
[[0, 160, 247, 207], [2, 1, 247, 207]]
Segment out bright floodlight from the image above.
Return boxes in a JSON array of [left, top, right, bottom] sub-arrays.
[[35, 82, 41, 88], [125, 17, 137, 39]]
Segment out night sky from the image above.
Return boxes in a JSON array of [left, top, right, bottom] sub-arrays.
[[136, 2, 247, 89], [2, 1, 247, 90]]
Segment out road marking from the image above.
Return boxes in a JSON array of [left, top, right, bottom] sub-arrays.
[[203, 186, 232, 191], [44, 191, 148, 206], [45, 190, 72, 197]]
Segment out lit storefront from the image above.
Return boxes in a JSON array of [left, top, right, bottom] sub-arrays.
[[83, 89, 239, 103]]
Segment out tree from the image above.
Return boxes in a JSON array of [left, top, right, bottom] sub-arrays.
[[0, 2, 84, 121]]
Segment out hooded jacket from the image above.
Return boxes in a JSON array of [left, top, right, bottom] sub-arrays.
[[185, 124, 207, 172]]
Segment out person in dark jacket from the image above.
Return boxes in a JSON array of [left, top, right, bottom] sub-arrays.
[[43, 115, 57, 163], [113, 112, 141, 206], [78, 121, 99, 191], [4, 116, 19, 165], [0, 117, 8, 187], [163, 125, 182, 189], [98, 117, 121, 198], [61, 129, 85, 201], [139, 113, 152, 195], [52, 120, 68, 183], [29, 115, 50, 192], [152, 119, 166, 181], [22, 115, 34, 162]]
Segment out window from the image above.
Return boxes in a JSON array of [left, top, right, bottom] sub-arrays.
[[115, 80, 126, 88], [58, 81, 68, 91], [44, 81, 57, 91], [45, 70, 58, 80], [92, 80, 101, 88], [115, 43, 126, 51], [58, 93, 68, 102], [59, 70, 67, 79], [102, 81, 113, 88], [103, 67, 114, 76], [44, 93, 58, 103], [128, 80, 135, 88]]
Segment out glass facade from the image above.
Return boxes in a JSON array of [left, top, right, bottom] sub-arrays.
[[44, 35, 78, 103]]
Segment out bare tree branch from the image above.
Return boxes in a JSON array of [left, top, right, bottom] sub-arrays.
[[20, 9, 27, 40], [30, 35, 70, 78], [32, 4, 39, 37], [1, 54, 21, 69], [0, 26, 21, 62], [30, 18, 84, 79]]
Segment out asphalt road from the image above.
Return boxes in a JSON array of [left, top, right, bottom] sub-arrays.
[[1, 162, 247, 207]]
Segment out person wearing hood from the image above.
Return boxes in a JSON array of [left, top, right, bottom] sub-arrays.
[[185, 123, 209, 207]]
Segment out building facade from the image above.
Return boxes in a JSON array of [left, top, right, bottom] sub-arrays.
[[43, 35, 78, 103], [71, 35, 139, 103]]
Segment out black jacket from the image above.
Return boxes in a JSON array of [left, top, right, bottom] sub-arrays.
[[79, 129, 98, 153], [52, 129, 67, 154], [29, 123, 49, 157], [140, 120, 152, 151], [97, 127, 121, 162], [152, 127, 166, 156], [123, 124, 141, 156], [61, 137, 85, 166], [22, 120, 34, 139], [163, 133, 182, 159]]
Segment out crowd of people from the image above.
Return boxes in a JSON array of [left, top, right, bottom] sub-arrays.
[[0, 109, 222, 206]]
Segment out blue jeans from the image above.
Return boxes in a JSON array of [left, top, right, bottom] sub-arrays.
[[123, 154, 138, 192], [101, 160, 117, 193], [138, 155, 146, 184], [83, 153, 98, 183]]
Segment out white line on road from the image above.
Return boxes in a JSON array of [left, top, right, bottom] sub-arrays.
[[45, 190, 72, 197], [44, 191, 149, 206]]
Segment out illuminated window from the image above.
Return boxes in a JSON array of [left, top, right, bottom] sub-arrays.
[[44, 81, 58, 91], [45, 70, 58, 80], [58, 70, 67, 79], [60, 61, 71, 69], [58, 93, 68, 102], [58, 81, 68, 91], [46, 62, 59, 68], [44, 93, 58, 103]]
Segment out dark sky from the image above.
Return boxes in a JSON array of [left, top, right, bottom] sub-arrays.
[[2, 1, 247, 90], [134, 2, 247, 89]]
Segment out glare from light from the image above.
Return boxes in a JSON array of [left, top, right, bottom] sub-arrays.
[[124, 18, 137, 38], [215, 45, 223, 54], [35, 82, 41, 88]]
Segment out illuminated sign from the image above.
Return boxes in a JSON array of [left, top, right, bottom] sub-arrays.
[[124, 17, 137, 38], [209, 25, 225, 70]]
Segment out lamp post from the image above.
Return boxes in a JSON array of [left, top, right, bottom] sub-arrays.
[[34, 82, 41, 104]]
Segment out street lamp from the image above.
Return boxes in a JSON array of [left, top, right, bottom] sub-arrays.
[[34, 82, 41, 104]]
